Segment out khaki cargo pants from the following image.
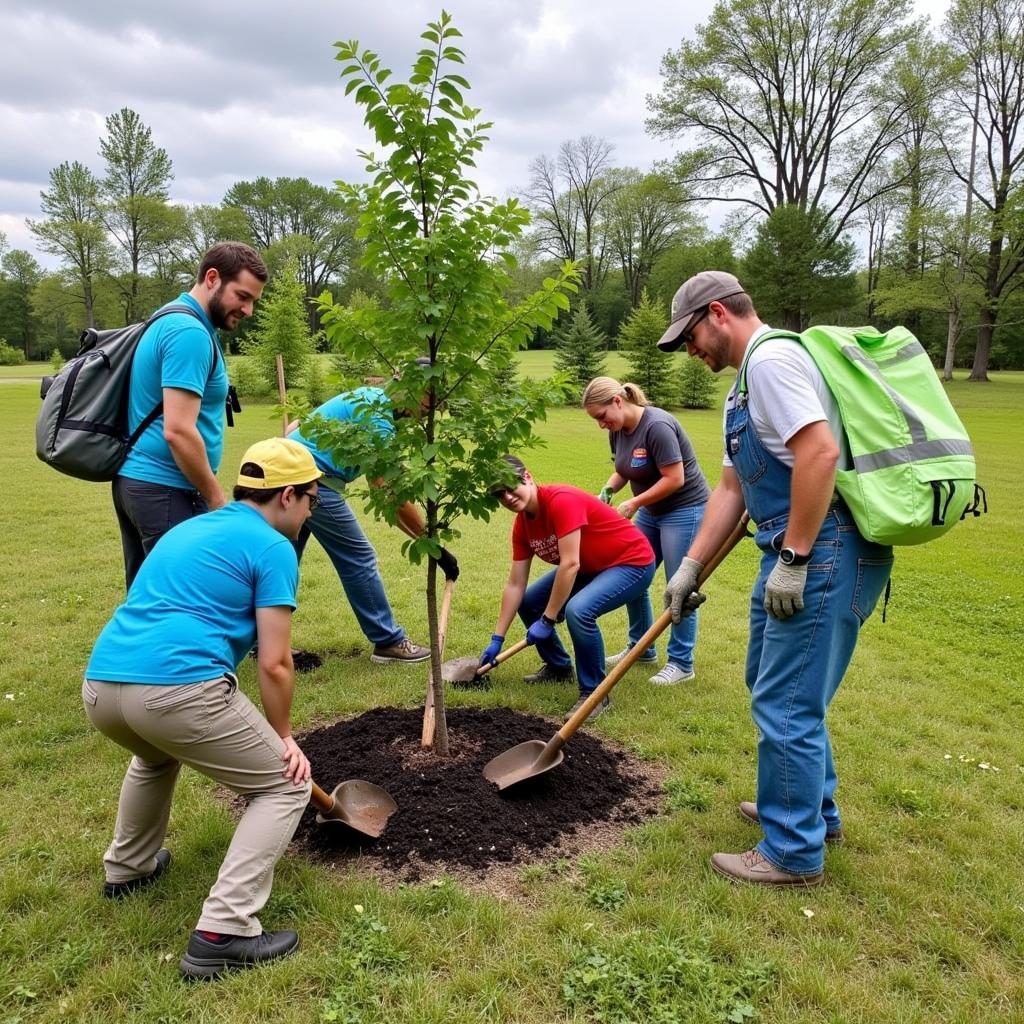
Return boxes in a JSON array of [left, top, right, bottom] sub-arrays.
[[82, 675, 311, 937]]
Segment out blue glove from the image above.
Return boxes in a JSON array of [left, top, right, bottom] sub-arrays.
[[526, 616, 555, 646], [479, 634, 504, 667]]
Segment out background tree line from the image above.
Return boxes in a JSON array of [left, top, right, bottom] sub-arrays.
[[3, 0, 1022, 383]]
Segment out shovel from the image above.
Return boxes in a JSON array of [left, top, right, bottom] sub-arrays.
[[310, 779, 397, 838], [441, 638, 530, 687], [483, 513, 751, 791]]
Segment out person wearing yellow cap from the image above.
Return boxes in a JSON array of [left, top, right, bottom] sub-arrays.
[[82, 438, 323, 979]]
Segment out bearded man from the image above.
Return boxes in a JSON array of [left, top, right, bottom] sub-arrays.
[[112, 242, 268, 587]]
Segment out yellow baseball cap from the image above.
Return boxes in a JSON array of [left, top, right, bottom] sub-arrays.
[[237, 438, 323, 489]]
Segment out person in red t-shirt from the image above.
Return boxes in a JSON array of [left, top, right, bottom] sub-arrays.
[[480, 456, 655, 723]]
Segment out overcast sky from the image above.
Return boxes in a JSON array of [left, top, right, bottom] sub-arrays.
[[1, 0, 950, 269]]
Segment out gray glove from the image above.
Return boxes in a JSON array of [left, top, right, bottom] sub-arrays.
[[763, 559, 808, 620], [664, 556, 706, 624]]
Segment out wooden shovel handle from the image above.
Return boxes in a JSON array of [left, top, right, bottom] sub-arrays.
[[476, 637, 530, 678], [556, 512, 751, 743], [421, 577, 455, 747], [310, 782, 334, 814]]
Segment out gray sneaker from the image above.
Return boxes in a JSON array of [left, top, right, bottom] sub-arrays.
[[371, 637, 430, 664], [523, 663, 575, 684], [649, 664, 695, 686], [563, 694, 611, 723], [605, 646, 658, 667]]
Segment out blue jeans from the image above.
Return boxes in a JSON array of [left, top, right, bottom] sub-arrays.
[[746, 507, 892, 874], [518, 561, 656, 694], [626, 503, 706, 670], [293, 484, 405, 648]]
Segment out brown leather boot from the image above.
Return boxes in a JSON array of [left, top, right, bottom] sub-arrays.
[[710, 848, 824, 886]]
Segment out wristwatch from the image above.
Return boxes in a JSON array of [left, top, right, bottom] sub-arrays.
[[779, 546, 812, 566], [541, 613, 557, 627]]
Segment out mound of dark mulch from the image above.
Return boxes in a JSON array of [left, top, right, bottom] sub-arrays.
[[293, 706, 663, 876]]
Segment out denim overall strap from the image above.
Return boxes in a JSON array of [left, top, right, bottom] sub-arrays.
[[724, 391, 793, 530]]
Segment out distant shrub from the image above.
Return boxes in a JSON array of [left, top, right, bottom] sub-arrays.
[[302, 357, 330, 406], [678, 356, 717, 409], [231, 357, 272, 399], [50, 348, 65, 372], [0, 340, 26, 366]]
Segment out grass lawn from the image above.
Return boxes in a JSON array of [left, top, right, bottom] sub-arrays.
[[1, 374, 1022, 1022]]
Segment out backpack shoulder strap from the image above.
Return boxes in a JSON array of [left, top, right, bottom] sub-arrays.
[[737, 329, 803, 398], [126, 305, 222, 451]]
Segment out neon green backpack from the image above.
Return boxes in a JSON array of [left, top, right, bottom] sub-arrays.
[[742, 326, 985, 546]]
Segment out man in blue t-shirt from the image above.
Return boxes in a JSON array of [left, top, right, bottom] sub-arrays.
[[113, 241, 268, 588], [286, 382, 459, 664], [84, 438, 322, 979]]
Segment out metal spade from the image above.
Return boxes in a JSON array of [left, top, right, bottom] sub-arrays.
[[310, 779, 398, 838], [441, 638, 530, 686]]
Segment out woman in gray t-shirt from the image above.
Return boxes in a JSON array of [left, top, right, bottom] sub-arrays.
[[582, 376, 711, 685]]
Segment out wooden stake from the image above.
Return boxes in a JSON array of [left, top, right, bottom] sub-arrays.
[[421, 577, 454, 748], [275, 353, 287, 436]]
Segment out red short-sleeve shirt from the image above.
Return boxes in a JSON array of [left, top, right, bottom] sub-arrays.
[[511, 484, 654, 572]]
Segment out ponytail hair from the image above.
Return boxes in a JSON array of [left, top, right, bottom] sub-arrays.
[[581, 376, 650, 408]]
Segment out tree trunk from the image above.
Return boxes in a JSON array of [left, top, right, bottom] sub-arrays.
[[943, 295, 960, 381], [84, 279, 96, 330], [945, 82, 980, 382], [970, 229, 1003, 382], [969, 304, 995, 382], [424, 539, 449, 756]]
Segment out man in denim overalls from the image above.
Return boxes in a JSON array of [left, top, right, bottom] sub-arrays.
[[658, 272, 893, 885]]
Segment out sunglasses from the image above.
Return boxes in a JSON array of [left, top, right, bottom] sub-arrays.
[[303, 490, 322, 511], [679, 306, 710, 345]]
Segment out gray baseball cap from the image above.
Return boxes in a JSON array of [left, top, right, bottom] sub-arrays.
[[657, 271, 747, 352]]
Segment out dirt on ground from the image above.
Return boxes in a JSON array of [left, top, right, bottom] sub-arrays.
[[292, 706, 665, 886]]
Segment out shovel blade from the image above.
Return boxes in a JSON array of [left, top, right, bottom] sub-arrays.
[[483, 738, 564, 790], [316, 779, 397, 838], [440, 654, 488, 686]]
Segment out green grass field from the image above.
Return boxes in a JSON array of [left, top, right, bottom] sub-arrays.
[[1, 375, 1022, 1022]]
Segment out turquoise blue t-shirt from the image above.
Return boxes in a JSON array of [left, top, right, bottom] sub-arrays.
[[288, 387, 394, 484], [119, 293, 228, 490], [85, 503, 298, 685]]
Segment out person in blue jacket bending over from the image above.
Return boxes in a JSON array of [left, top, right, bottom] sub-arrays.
[[287, 380, 459, 665]]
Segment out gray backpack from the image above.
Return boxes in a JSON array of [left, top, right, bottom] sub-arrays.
[[36, 306, 223, 482]]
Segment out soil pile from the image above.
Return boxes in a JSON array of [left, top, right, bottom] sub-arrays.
[[293, 706, 663, 875]]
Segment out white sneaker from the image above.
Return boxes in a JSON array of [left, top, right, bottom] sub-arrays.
[[649, 664, 695, 686], [605, 646, 658, 667]]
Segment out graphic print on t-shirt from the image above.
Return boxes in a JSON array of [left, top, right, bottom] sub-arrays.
[[630, 446, 648, 469], [529, 532, 560, 562]]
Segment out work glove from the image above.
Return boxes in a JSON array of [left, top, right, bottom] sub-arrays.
[[434, 547, 460, 582], [763, 559, 807, 620], [598, 486, 614, 505], [526, 615, 555, 646], [664, 556, 706, 624], [479, 634, 504, 668]]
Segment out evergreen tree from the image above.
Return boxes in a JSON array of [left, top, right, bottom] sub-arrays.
[[553, 303, 607, 399], [243, 258, 313, 392], [678, 354, 717, 409], [618, 289, 678, 407]]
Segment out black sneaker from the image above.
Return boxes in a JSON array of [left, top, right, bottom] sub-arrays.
[[179, 929, 300, 980], [102, 848, 171, 899], [523, 663, 575, 685], [562, 694, 611, 723]]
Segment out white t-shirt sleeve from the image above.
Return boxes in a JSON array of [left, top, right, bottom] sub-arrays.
[[747, 345, 828, 446]]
